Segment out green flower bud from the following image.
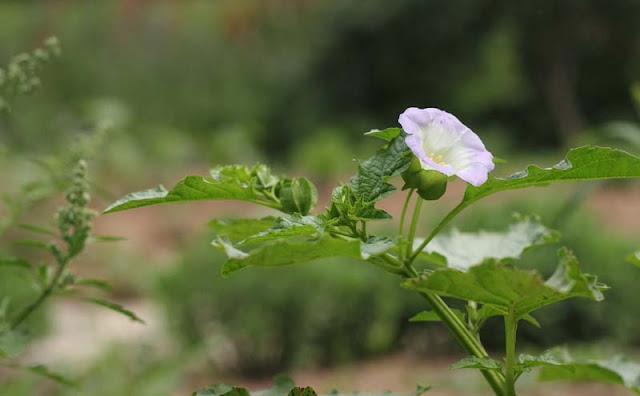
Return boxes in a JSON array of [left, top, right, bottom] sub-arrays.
[[401, 156, 448, 200]]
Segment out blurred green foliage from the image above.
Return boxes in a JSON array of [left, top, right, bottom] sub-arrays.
[[1, 0, 640, 165]]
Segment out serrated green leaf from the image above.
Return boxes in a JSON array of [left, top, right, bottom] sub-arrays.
[[537, 349, 640, 393], [216, 235, 361, 277], [409, 309, 465, 323], [0, 329, 28, 358], [104, 164, 317, 215], [414, 216, 560, 270], [0, 257, 31, 269], [404, 248, 605, 319], [461, 146, 640, 208], [238, 216, 325, 246], [349, 133, 412, 203], [450, 357, 502, 371], [80, 297, 145, 323], [364, 127, 403, 141], [208, 217, 278, 243]]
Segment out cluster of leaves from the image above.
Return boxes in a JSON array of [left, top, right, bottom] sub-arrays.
[[0, 37, 60, 113], [193, 376, 431, 396], [105, 130, 640, 394], [0, 160, 142, 386]]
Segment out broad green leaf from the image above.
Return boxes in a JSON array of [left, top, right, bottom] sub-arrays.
[[537, 349, 640, 393], [208, 217, 277, 243], [404, 248, 606, 319], [360, 236, 396, 259], [516, 351, 564, 373], [104, 164, 318, 215], [215, 235, 361, 277], [349, 133, 412, 203], [238, 216, 325, 246], [328, 185, 392, 223], [450, 357, 502, 371], [364, 127, 403, 142], [80, 297, 145, 323], [0, 257, 31, 269], [409, 309, 465, 323], [462, 146, 640, 208], [0, 330, 27, 358], [413, 216, 560, 270]]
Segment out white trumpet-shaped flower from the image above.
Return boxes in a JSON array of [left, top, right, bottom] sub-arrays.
[[399, 107, 495, 187]]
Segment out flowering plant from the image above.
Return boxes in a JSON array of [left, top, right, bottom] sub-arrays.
[[106, 108, 640, 396]]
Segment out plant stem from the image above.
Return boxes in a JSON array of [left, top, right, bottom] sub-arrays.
[[404, 267, 507, 396], [10, 255, 69, 330], [406, 197, 423, 259], [399, 189, 414, 236], [407, 201, 468, 265], [504, 308, 518, 396]]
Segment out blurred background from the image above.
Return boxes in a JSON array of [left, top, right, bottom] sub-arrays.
[[0, 1, 639, 395]]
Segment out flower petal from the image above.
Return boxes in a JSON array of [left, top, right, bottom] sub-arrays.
[[398, 107, 494, 186]]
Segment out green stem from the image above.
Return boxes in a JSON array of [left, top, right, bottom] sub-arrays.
[[406, 197, 423, 259], [504, 309, 518, 396], [407, 201, 468, 265], [404, 266, 507, 396], [10, 255, 69, 330], [399, 189, 414, 236]]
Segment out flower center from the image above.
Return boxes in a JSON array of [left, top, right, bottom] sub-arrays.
[[428, 152, 446, 165]]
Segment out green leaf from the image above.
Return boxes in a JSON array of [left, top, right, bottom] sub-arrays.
[[104, 164, 317, 215], [238, 216, 325, 246], [462, 146, 640, 208], [409, 309, 465, 323], [414, 216, 560, 270], [537, 349, 640, 393], [349, 133, 412, 203], [404, 248, 606, 319], [288, 388, 317, 396], [25, 364, 76, 387], [208, 217, 278, 243], [364, 127, 403, 141], [0, 257, 31, 270], [450, 357, 502, 371], [0, 329, 28, 358], [215, 235, 361, 277], [193, 385, 250, 396], [87, 235, 127, 243], [516, 351, 564, 373], [12, 239, 53, 252], [18, 223, 57, 236], [80, 298, 145, 324], [254, 375, 295, 396], [74, 278, 112, 291], [361, 236, 396, 259]]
